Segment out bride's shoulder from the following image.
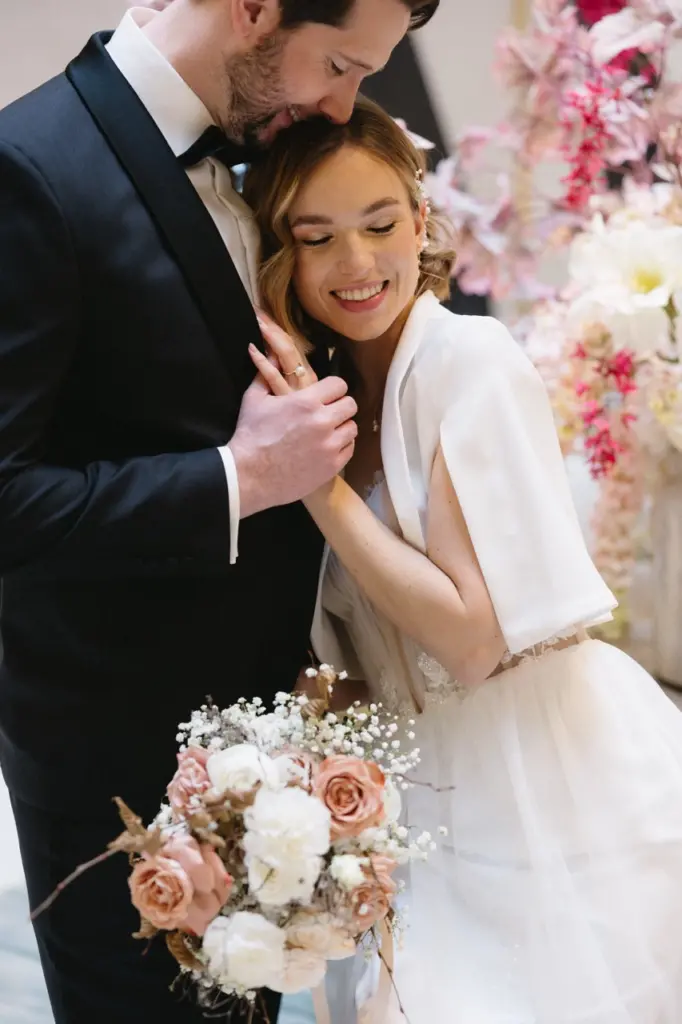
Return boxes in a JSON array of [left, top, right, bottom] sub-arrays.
[[415, 301, 531, 382]]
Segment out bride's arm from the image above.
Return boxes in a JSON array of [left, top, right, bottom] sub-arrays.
[[249, 313, 504, 687], [305, 453, 505, 688]]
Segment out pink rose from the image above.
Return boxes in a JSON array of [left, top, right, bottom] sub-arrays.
[[167, 747, 211, 820], [129, 834, 232, 936], [347, 855, 397, 934], [314, 756, 386, 839]]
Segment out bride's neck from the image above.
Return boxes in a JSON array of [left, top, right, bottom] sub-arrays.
[[347, 300, 414, 404]]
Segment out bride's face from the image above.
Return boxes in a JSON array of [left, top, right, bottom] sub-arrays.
[[288, 145, 424, 342]]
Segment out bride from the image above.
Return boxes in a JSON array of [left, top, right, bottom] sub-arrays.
[[242, 98, 682, 1022]]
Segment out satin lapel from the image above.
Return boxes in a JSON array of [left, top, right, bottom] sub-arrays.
[[381, 292, 440, 553], [66, 33, 261, 402]]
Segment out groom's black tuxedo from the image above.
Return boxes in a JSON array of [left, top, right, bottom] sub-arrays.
[[0, 33, 324, 1024]]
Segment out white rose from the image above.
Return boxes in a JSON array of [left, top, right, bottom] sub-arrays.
[[271, 948, 327, 995], [203, 912, 285, 992], [329, 854, 366, 892], [207, 744, 278, 795], [383, 779, 402, 823], [244, 786, 331, 868], [247, 855, 323, 907]]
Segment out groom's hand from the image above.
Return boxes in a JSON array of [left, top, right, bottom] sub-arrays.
[[228, 373, 357, 518]]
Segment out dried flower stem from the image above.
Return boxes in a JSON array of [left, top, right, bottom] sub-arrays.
[[29, 846, 121, 922], [395, 774, 455, 794], [375, 935, 413, 1024]]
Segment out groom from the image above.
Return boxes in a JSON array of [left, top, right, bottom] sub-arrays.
[[0, 0, 438, 1021]]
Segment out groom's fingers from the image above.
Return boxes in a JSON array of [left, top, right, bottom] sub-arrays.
[[326, 395, 359, 429], [312, 376, 352, 406]]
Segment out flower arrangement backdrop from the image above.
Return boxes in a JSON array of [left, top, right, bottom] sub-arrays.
[[426, 0, 682, 683]]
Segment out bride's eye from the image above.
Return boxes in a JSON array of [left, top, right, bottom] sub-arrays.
[[369, 222, 397, 235]]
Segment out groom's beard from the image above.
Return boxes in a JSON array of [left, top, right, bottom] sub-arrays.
[[223, 31, 289, 147]]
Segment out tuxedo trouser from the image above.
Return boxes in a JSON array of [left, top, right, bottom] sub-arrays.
[[10, 793, 281, 1024]]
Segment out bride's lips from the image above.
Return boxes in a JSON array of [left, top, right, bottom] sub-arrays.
[[331, 281, 389, 313]]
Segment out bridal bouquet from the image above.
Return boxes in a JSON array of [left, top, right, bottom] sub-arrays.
[[42, 666, 434, 1014]]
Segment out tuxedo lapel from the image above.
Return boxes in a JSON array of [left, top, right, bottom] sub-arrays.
[[66, 33, 261, 401]]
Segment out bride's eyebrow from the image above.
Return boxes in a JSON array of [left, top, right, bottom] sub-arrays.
[[290, 198, 401, 229]]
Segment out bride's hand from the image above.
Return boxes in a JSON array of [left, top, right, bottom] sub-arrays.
[[250, 309, 317, 393]]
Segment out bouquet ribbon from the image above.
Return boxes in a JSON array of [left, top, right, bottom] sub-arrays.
[[311, 919, 396, 1024]]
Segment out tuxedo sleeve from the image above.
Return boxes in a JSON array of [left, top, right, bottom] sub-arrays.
[[0, 141, 234, 576]]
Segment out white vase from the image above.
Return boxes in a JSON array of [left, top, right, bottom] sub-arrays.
[[651, 452, 682, 688]]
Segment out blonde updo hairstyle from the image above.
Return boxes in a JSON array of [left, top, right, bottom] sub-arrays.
[[242, 96, 456, 351]]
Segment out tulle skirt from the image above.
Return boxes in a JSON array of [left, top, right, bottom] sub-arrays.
[[338, 640, 682, 1023]]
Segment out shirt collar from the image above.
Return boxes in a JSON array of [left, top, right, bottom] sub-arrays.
[[106, 7, 214, 157]]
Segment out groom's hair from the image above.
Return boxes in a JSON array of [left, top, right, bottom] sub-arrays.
[[278, 0, 439, 31]]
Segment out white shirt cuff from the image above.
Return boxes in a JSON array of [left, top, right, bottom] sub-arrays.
[[218, 445, 240, 565]]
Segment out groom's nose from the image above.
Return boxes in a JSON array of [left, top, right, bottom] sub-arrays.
[[318, 81, 359, 125]]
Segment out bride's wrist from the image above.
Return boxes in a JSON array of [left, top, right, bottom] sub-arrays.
[[304, 476, 341, 514]]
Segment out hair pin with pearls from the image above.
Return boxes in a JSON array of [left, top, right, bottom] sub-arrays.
[[416, 168, 432, 217]]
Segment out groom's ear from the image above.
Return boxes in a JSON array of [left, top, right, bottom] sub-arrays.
[[231, 0, 280, 41]]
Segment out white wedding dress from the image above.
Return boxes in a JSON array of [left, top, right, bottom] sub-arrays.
[[320, 475, 682, 1024], [310, 295, 682, 1022]]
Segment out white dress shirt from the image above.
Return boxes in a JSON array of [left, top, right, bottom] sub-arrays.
[[107, 7, 258, 563]]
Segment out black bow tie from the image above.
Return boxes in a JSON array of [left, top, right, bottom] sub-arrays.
[[179, 125, 258, 170]]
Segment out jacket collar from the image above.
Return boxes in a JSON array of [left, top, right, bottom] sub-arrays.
[[106, 7, 214, 158], [66, 32, 262, 404]]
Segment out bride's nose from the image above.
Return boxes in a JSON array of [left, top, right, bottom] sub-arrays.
[[337, 234, 375, 276]]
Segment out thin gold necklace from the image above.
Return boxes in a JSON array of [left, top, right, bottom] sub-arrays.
[[357, 386, 384, 434]]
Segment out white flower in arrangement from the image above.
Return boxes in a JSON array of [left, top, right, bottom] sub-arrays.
[[247, 855, 323, 907], [243, 787, 330, 905], [567, 298, 671, 357], [203, 912, 285, 993], [603, 180, 676, 226], [247, 712, 288, 752], [245, 786, 331, 863], [329, 854, 367, 891], [206, 744, 279, 795], [568, 217, 682, 320]]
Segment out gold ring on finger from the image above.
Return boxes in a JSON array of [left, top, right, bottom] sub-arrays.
[[284, 364, 307, 379]]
